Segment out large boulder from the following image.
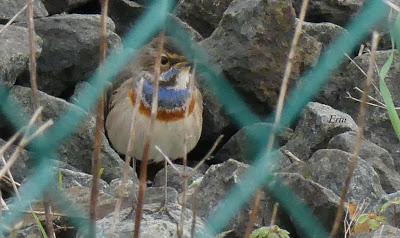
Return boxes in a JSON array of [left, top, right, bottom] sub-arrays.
[[176, 0, 234, 37], [201, 0, 321, 115], [302, 21, 347, 51], [6, 85, 133, 181], [283, 102, 357, 161], [328, 131, 400, 193], [0, 0, 47, 22], [286, 149, 385, 206], [96, 203, 205, 238], [266, 173, 341, 237], [17, 14, 121, 98], [0, 25, 42, 87], [191, 159, 267, 236], [318, 50, 400, 171]]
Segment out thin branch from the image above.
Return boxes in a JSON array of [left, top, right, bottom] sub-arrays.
[[384, 0, 400, 12], [354, 87, 386, 107], [134, 33, 165, 238], [270, 203, 279, 226], [178, 66, 196, 238], [243, 190, 262, 238], [89, 0, 109, 236], [109, 78, 144, 237], [155, 146, 181, 173], [330, 32, 380, 238], [0, 119, 53, 180], [190, 134, 224, 176], [245, 0, 310, 236], [0, 0, 35, 35]]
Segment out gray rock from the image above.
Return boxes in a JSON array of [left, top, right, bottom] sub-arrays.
[[109, 178, 138, 201], [63, 185, 117, 219], [201, 0, 321, 115], [96, 203, 205, 238], [16, 225, 42, 238], [18, 14, 121, 97], [328, 131, 400, 193], [43, 0, 94, 14], [196, 78, 232, 149], [108, 0, 143, 37], [191, 159, 266, 236], [109, 0, 203, 41], [302, 21, 347, 51], [215, 122, 293, 166], [355, 225, 400, 238], [287, 149, 385, 206], [267, 173, 341, 237], [291, 0, 363, 27], [176, 0, 234, 37], [144, 187, 178, 204], [153, 164, 203, 193], [57, 168, 109, 191], [7, 85, 133, 182], [0, 0, 47, 22], [0, 138, 30, 183], [0, 25, 42, 87], [319, 50, 400, 171], [283, 102, 357, 161]]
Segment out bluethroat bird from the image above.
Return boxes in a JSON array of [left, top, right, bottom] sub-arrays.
[[105, 36, 203, 163]]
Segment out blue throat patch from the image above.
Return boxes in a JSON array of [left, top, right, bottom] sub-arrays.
[[142, 79, 190, 110]]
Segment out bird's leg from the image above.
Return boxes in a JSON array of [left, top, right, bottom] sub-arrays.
[[156, 159, 170, 214]]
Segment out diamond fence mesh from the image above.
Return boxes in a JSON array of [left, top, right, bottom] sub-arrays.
[[0, 0, 390, 237]]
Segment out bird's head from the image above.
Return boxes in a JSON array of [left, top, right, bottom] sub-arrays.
[[139, 37, 192, 91]]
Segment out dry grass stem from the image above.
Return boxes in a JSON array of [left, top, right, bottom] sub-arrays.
[[178, 67, 196, 238], [109, 78, 144, 237], [0, 119, 53, 180], [0, 1, 34, 35], [243, 190, 262, 238], [89, 0, 110, 236], [384, 0, 400, 12], [245, 0, 309, 235], [134, 33, 165, 238], [163, 159, 168, 207], [270, 203, 279, 226], [190, 134, 223, 176], [282, 149, 304, 164], [0, 156, 20, 200], [155, 146, 181, 173], [330, 32, 380, 238]]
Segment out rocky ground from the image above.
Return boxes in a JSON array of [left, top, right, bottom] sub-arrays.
[[1, 0, 400, 237]]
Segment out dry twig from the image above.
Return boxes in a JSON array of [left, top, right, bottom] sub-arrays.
[[244, 0, 310, 236], [89, 0, 110, 236], [134, 33, 165, 238], [330, 32, 380, 238]]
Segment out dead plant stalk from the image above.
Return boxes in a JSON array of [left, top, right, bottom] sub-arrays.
[[89, 0, 109, 236], [178, 67, 196, 238], [134, 33, 165, 238], [330, 32, 380, 238], [243, 0, 310, 236], [109, 78, 144, 237], [26, 0, 56, 234]]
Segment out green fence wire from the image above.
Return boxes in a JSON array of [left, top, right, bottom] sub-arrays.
[[0, 0, 389, 237]]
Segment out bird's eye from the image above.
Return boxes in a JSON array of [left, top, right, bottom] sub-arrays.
[[161, 55, 169, 65]]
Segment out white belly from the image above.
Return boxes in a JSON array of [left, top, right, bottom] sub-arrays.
[[106, 90, 203, 163]]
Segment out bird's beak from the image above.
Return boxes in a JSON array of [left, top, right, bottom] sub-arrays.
[[160, 61, 191, 83]]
